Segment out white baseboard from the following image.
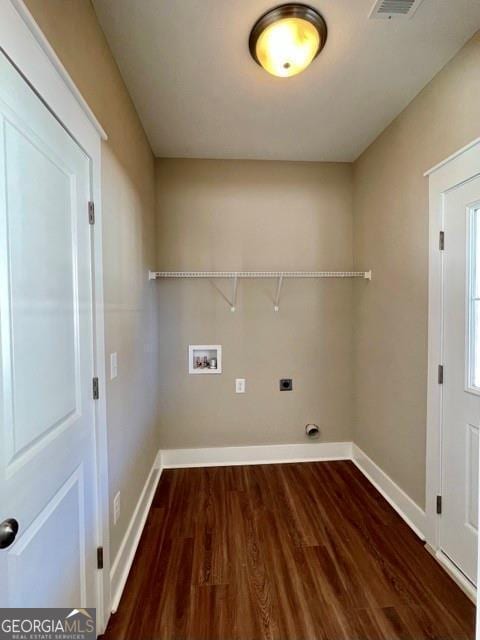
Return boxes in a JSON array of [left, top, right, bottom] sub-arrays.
[[351, 444, 427, 540], [160, 441, 353, 469], [110, 442, 438, 615], [160, 443, 427, 541], [425, 545, 477, 604], [109, 450, 162, 613]]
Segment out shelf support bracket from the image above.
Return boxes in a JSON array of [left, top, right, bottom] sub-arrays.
[[209, 274, 239, 311], [230, 275, 238, 312], [274, 275, 284, 312]]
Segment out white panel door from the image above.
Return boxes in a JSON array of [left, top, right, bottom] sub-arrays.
[[0, 53, 98, 607], [441, 174, 480, 585]]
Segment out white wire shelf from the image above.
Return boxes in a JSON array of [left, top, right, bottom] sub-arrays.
[[148, 270, 372, 312], [149, 270, 372, 280]]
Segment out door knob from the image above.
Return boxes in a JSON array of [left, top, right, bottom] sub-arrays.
[[0, 518, 19, 549]]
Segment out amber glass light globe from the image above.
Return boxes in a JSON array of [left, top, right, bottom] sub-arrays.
[[249, 4, 327, 78]]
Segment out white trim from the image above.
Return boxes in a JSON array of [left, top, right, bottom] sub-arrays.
[[8, 0, 107, 141], [351, 445, 427, 540], [425, 545, 477, 604], [110, 452, 162, 614], [160, 441, 353, 469], [161, 443, 428, 541], [113, 443, 480, 614], [90, 136, 111, 632], [0, 1, 111, 630], [426, 139, 480, 556], [160, 443, 427, 542], [424, 137, 480, 177]]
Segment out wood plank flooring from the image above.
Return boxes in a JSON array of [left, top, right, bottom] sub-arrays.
[[103, 461, 475, 639]]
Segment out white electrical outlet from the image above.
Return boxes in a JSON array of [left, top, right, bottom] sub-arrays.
[[235, 378, 246, 393], [113, 491, 121, 525], [110, 352, 118, 380]]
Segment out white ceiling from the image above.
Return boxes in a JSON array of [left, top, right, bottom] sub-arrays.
[[92, 0, 480, 161]]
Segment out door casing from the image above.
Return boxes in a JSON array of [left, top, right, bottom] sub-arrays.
[[0, 0, 111, 631], [425, 137, 480, 604]]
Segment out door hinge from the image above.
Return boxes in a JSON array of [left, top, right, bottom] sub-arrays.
[[436, 495, 442, 515], [97, 546, 104, 570], [92, 377, 99, 400], [439, 230, 445, 250], [88, 201, 95, 225], [438, 365, 444, 385]]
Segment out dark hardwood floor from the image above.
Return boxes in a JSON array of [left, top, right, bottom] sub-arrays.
[[103, 461, 475, 639]]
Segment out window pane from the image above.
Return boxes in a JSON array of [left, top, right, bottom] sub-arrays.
[[476, 209, 480, 298], [474, 299, 480, 388], [469, 208, 480, 390]]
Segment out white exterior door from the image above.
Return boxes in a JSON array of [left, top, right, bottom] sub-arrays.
[[440, 174, 480, 586], [0, 53, 98, 607]]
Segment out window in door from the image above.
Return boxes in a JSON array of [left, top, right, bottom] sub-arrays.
[[467, 205, 480, 392]]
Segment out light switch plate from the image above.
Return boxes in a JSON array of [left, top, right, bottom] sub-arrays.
[[235, 378, 246, 393], [110, 352, 118, 380]]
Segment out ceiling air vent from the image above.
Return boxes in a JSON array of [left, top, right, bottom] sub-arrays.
[[369, 0, 425, 19]]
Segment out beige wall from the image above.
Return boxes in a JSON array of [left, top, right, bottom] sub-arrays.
[[156, 159, 354, 448], [25, 0, 480, 537], [25, 0, 161, 561], [353, 32, 480, 508]]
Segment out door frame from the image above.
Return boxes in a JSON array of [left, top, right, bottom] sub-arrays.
[[425, 137, 480, 602], [0, 0, 111, 631]]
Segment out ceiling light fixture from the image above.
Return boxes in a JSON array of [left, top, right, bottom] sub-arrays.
[[249, 3, 327, 78]]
